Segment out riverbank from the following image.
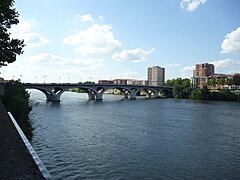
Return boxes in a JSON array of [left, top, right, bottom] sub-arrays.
[[0, 100, 45, 179]]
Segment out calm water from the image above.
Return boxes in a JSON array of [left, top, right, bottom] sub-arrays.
[[29, 90, 240, 179]]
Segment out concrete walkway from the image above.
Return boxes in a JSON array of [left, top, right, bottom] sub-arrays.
[[0, 100, 45, 179]]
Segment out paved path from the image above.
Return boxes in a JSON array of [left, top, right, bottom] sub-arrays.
[[0, 100, 45, 179]]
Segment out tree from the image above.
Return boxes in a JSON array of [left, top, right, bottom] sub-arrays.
[[166, 79, 174, 87], [233, 76, 240, 86], [226, 78, 234, 89], [1, 80, 33, 139], [172, 78, 191, 98], [218, 78, 225, 86], [0, 0, 24, 67]]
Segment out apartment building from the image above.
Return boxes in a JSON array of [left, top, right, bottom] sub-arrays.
[[193, 63, 215, 88], [147, 66, 165, 86]]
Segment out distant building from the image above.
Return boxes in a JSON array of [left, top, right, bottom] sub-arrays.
[[98, 79, 148, 86], [147, 66, 165, 86], [113, 79, 128, 85], [127, 79, 148, 86], [193, 63, 215, 88], [193, 63, 214, 77], [98, 80, 114, 84]]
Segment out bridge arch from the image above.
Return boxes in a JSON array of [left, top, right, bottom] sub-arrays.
[[135, 87, 160, 98], [26, 86, 67, 102], [160, 88, 173, 98], [101, 86, 136, 99]]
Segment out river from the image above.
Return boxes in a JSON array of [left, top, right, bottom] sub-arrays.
[[28, 90, 240, 179]]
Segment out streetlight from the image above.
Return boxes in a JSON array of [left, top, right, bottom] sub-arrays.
[[68, 76, 70, 83], [35, 76, 37, 83], [59, 77, 61, 84], [44, 76, 46, 84]]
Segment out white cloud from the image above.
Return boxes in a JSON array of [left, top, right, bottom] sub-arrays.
[[112, 48, 155, 63], [12, 32, 50, 48], [221, 27, 240, 53], [210, 59, 238, 68], [98, 15, 104, 19], [14, 19, 35, 32], [10, 19, 50, 48], [180, 65, 195, 77], [1, 52, 104, 83], [28, 53, 104, 69], [76, 14, 94, 22], [63, 24, 121, 56], [180, 0, 208, 11]]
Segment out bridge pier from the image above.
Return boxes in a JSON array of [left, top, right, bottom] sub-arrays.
[[95, 93, 103, 101], [130, 93, 136, 99], [88, 92, 96, 100], [50, 94, 61, 102], [41, 89, 64, 102]]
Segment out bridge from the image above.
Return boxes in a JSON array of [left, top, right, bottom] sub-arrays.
[[24, 83, 173, 102]]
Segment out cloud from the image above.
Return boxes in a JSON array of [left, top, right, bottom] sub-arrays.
[[112, 48, 155, 63], [28, 53, 104, 70], [11, 19, 50, 48], [180, 0, 208, 11], [180, 65, 195, 77], [221, 27, 240, 53], [12, 32, 50, 48], [1, 52, 105, 83], [14, 19, 35, 32], [76, 14, 94, 22], [210, 59, 239, 68], [63, 24, 122, 56]]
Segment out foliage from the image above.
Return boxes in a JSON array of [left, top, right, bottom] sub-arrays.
[[206, 78, 217, 89], [0, 0, 24, 67], [190, 86, 238, 102], [233, 76, 240, 86], [226, 78, 234, 86], [168, 78, 191, 98], [83, 81, 95, 84], [166, 79, 174, 86], [70, 88, 87, 93], [217, 78, 225, 86], [189, 89, 201, 100], [1, 80, 33, 140]]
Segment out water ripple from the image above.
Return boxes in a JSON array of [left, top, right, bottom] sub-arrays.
[[29, 91, 240, 179]]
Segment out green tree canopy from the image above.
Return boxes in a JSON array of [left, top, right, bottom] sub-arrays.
[[0, 0, 24, 67], [233, 76, 240, 85], [1, 80, 33, 139], [168, 78, 191, 98]]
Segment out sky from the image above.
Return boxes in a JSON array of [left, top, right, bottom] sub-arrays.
[[1, 0, 240, 83]]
